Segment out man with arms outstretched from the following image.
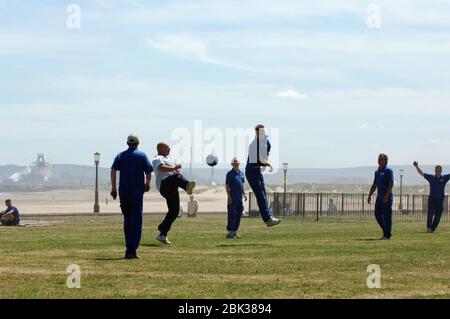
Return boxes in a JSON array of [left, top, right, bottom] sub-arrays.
[[413, 161, 450, 233], [367, 154, 394, 240]]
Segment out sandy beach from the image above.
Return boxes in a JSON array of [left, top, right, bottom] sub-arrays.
[[0, 185, 241, 215]]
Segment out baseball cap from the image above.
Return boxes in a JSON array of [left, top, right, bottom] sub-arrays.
[[127, 134, 140, 144]]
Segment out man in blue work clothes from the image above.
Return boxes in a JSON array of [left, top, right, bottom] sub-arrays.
[[367, 153, 394, 240], [245, 124, 281, 227], [226, 157, 248, 239], [111, 134, 153, 259], [413, 161, 450, 233], [0, 199, 20, 226]]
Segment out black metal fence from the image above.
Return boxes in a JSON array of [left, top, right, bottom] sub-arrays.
[[248, 192, 450, 222]]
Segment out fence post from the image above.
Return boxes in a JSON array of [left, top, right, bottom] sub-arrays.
[[302, 193, 306, 218], [316, 193, 320, 222]]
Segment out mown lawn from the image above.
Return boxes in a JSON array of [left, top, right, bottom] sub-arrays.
[[0, 215, 449, 298]]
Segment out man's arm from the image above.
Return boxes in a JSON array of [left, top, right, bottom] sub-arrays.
[[144, 173, 152, 192], [367, 183, 377, 204], [413, 161, 425, 177], [226, 184, 232, 205], [111, 169, 118, 199], [158, 163, 181, 173], [384, 181, 394, 203]]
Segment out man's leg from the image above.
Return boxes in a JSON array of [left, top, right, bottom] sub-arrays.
[[158, 181, 181, 236], [120, 197, 133, 255], [374, 201, 385, 236], [128, 197, 143, 255], [427, 197, 435, 230], [227, 204, 235, 232], [245, 169, 272, 222], [383, 201, 393, 239], [235, 203, 244, 232], [162, 174, 190, 196], [431, 198, 444, 231]]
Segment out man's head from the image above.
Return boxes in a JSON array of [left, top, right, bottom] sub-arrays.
[[5, 199, 11, 208], [189, 195, 194, 201], [378, 153, 388, 168], [157, 142, 171, 156], [231, 157, 240, 170], [435, 165, 443, 176], [255, 124, 265, 139], [127, 134, 140, 148]]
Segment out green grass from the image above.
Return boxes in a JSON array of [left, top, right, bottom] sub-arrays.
[[0, 215, 449, 298]]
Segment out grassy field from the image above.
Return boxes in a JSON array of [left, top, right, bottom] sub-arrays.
[[0, 215, 449, 299]]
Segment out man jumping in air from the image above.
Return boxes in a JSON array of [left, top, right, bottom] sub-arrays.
[[245, 124, 281, 227], [368, 153, 394, 240], [152, 142, 196, 245], [413, 161, 450, 233]]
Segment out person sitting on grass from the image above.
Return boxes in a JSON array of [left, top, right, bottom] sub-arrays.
[[0, 199, 20, 226]]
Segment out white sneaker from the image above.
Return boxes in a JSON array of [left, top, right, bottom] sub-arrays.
[[156, 234, 172, 245], [186, 181, 196, 195], [427, 228, 434, 233], [266, 217, 282, 227]]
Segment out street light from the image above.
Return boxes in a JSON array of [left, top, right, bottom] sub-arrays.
[[399, 169, 404, 212], [283, 163, 289, 215], [94, 152, 101, 214]]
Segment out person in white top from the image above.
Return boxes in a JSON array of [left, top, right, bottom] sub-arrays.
[[152, 142, 196, 245]]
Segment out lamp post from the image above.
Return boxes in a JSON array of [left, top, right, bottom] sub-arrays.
[[283, 163, 289, 214], [399, 169, 404, 212], [94, 152, 101, 214]]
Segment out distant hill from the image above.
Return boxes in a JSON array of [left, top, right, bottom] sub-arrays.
[[0, 164, 445, 192]]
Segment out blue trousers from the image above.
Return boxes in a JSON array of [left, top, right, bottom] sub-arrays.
[[119, 195, 143, 256], [375, 199, 393, 239], [428, 197, 444, 231], [245, 167, 272, 222], [227, 202, 243, 232]]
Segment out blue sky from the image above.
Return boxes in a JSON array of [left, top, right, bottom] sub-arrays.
[[1, 0, 450, 168]]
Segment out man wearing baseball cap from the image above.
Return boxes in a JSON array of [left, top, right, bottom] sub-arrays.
[[111, 134, 153, 259]]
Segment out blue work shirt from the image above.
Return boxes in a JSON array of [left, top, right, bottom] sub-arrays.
[[374, 166, 394, 201], [226, 169, 245, 204], [112, 147, 153, 198], [4, 206, 20, 222], [246, 136, 271, 170], [424, 174, 450, 199]]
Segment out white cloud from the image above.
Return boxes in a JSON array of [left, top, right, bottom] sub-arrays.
[[357, 124, 369, 129], [146, 34, 252, 71], [275, 90, 308, 100], [430, 139, 450, 145]]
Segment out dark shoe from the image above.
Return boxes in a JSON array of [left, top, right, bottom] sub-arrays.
[[186, 181, 196, 195], [125, 254, 141, 259]]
